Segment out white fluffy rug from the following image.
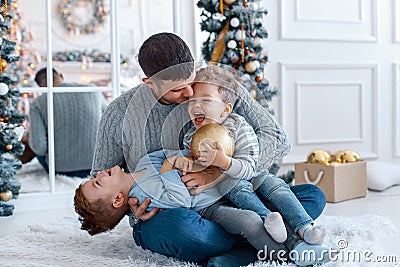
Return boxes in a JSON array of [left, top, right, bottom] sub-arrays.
[[0, 215, 397, 267], [15, 158, 86, 193]]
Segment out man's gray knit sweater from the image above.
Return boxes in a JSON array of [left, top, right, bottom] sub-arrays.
[[29, 83, 107, 172], [91, 83, 290, 176]]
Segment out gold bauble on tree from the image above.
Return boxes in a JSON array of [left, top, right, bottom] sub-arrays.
[[191, 124, 234, 160], [306, 149, 332, 165], [1, 59, 7, 70], [0, 190, 12, 202], [335, 150, 361, 163], [245, 61, 257, 73], [5, 144, 12, 151]]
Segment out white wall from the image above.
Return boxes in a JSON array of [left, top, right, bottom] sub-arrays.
[[191, 0, 400, 169], [261, 0, 400, 170]]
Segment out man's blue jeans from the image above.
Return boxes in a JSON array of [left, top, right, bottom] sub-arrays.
[[132, 183, 326, 266]]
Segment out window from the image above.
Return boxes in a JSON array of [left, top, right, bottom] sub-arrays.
[[16, 0, 182, 196]]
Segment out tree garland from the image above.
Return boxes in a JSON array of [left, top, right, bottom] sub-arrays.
[[58, 0, 108, 35]]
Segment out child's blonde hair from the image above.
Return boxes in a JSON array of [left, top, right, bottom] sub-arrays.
[[194, 64, 238, 104]]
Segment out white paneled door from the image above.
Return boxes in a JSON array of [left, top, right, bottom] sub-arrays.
[[263, 0, 400, 167]]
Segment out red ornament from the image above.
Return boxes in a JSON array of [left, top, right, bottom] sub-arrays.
[[0, 117, 9, 122]]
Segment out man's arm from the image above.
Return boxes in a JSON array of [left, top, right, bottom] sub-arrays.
[[28, 98, 47, 156], [91, 99, 126, 176], [233, 84, 291, 171]]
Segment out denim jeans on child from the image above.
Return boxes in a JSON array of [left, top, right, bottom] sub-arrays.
[[208, 183, 326, 267], [218, 172, 313, 233]]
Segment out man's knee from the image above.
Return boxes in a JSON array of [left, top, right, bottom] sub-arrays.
[[305, 184, 326, 217], [290, 184, 326, 220]]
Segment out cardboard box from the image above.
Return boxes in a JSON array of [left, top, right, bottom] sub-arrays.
[[295, 161, 367, 203]]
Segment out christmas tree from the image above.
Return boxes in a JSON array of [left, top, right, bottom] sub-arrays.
[[197, 0, 294, 182], [6, 1, 40, 115], [197, 0, 277, 111], [7, 2, 40, 88], [0, 0, 25, 216]]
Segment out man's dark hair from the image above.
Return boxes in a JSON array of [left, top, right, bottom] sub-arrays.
[[34, 68, 59, 87], [138, 32, 194, 81]]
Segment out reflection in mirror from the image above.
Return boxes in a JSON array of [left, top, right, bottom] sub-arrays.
[[51, 90, 107, 189], [17, 88, 109, 193], [15, 0, 176, 193], [51, 0, 112, 89]]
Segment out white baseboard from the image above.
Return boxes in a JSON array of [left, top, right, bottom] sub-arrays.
[[10, 191, 74, 214]]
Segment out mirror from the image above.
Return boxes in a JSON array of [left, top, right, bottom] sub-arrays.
[[14, 0, 175, 193]]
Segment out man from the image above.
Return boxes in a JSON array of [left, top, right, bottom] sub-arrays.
[[91, 32, 326, 266], [28, 68, 107, 177]]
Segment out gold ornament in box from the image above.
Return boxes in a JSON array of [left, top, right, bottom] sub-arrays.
[[191, 124, 234, 160], [0, 190, 12, 202], [306, 149, 331, 165], [335, 150, 361, 163]]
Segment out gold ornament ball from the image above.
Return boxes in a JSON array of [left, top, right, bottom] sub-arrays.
[[306, 149, 331, 165], [0, 190, 12, 202], [191, 124, 234, 160], [1, 59, 7, 70], [5, 144, 12, 151], [224, 0, 237, 5], [335, 150, 361, 163], [245, 61, 257, 74]]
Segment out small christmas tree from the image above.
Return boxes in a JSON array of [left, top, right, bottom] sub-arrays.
[[0, 0, 25, 216], [197, 0, 277, 111]]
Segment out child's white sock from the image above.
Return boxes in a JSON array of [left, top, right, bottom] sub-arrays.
[[264, 212, 287, 243], [298, 224, 327, 245]]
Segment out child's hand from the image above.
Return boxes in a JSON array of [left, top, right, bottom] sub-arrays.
[[173, 156, 194, 175], [197, 141, 231, 170]]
